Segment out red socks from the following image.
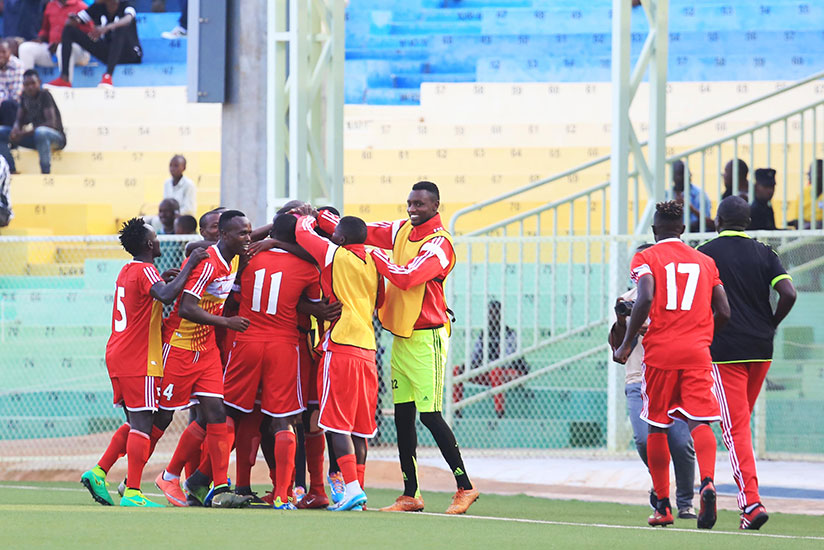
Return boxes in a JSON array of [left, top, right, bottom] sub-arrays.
[[356, 463, 366, 490], [234, 411, 262, 488], [305, 430, 326, 493], [206, 422, 231, 487], [691, 423, 717, 481], [274, 430, 297, 501], [126, 430, 151, 491], [646, 432, 671, 503], [97, 423, 130, 473], [337, 453, 358, 485], [148, 425, 164, 458], [167, 421, 206, 477]]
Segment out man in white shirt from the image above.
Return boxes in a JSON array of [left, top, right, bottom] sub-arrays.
[[163, 155, 196, 216]]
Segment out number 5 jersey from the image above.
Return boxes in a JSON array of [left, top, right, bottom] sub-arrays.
[[105, 261, 164, 378], [630, 238, 723, 370]]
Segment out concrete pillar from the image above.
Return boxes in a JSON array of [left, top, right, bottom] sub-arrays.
[[220, 0, 269, 227]]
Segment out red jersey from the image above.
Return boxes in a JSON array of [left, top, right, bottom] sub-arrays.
[[630, 238, 723, 370], [236, 248, 321, 343], [163, 245, 239, 352], [105, 261, 164, 377]]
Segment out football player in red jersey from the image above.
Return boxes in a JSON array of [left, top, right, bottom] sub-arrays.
[[80, 218, 207, 507], [153, 210, 253, 509], [222, 213, 322, 509], [615, 201, 730, 529]]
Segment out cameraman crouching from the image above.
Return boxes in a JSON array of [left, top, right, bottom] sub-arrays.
[[609, 243, 698, 519]]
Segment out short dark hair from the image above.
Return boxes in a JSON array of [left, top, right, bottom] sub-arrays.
[[654, 200, 683, 221], [270, 213, 297, 243], [809, 159, 823, 191], [337, 216, 367, 244], [318, 205, 340, 216], [635, 242, 654, 252], [412, 181, 439, 201], [199, 207, 226, 230], [175, 214, 197, 234], [716, 196, 750, 228], [218, 209, 246, 231], [119, 217, 150, 256], [23, 69, 39, 81], [276, 200, 306, 215]]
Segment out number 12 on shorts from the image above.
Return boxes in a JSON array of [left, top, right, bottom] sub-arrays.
[[664, 262, 699, 311]]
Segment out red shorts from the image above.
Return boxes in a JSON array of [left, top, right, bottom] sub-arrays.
[[158, 344, 224, 410], [224, 340, 306, 417], [111, 375, 159, 411], [641, 364, 721, 427], [318, 349, 378, 438], [299, 337, 319, 405]]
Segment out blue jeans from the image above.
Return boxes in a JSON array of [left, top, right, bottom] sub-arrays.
[[0, 125, 66, 174], [626, 382, 695, 511]]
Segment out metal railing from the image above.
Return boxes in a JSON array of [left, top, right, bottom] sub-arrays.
[[449, 69, 824, 237]]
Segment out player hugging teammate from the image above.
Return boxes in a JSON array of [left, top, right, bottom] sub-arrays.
[[82, 191, 472, 513]]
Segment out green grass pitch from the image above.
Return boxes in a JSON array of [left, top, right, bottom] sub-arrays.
[[1, 482, 822, 549]]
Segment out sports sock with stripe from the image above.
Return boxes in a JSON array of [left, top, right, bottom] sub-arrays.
[[394, 402, 421, 497], [97, 422, 130, 473], [126, 429, 151, 491], [691, 423, 717, 482], [646, 432, 671, 505], [420, 411, 473, 491]]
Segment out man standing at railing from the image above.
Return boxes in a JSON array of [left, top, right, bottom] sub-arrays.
[[316, 181, 479, 515], [698, 196, 797, 530]]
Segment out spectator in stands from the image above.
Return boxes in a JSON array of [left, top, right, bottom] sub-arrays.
[[145, 197, 179, 235], [672, 159, 714, 232], [722, 159, 749, 201], [48, 0, 143, 88], [163, 154, 196, 216], [161, 0, 187, 39], [174, 214, 197, 235], [452, 299, 529, 419], [17, 0, 92, 82], [2, 0, 43, 43], [0, 39, 24, 127], [609, 252, 697, 520], [0, 70, 66, 174], [749, 168, 777, 231], [788, 159, 823, 230], [0, 154, 11, 227]]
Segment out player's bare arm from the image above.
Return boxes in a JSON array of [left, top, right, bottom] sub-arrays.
[[711, 284, 731, 332], [297, 295, 342, 323], [150, 248, 209, 305], [178, 292, 250, 332], [614, 275, 654, 364], [772, 278, 797, 326]]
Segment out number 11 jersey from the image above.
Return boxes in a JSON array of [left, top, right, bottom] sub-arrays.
[[630, 238, 722, 370], [236, 249, 321, 344]]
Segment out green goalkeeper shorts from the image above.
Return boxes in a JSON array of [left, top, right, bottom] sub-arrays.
[[390, 326, 449, 413]]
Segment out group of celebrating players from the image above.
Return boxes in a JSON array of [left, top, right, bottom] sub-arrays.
[[81, 181, 480, 514]]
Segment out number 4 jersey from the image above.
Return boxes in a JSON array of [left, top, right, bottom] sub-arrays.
[[630, 238, 723, 370], [105, 261, 164, 378]]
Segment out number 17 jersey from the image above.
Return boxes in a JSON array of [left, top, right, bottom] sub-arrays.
[[630, 238, 722, 370]]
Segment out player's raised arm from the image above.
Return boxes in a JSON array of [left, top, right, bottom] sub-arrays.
[[370, 238, 452, 290], [294, 212, 337, 268], [150, 247, 208, 304]]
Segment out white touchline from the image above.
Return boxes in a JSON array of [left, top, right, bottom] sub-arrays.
[[1, 484, 166, 499], [415, 512, 824, 542]]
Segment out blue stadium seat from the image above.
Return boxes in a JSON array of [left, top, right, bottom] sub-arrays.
[[37, 62, 186, 87]]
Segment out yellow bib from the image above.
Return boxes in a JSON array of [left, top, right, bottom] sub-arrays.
[[330, 247, 380, 350], [378, 221, 454, 338]]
